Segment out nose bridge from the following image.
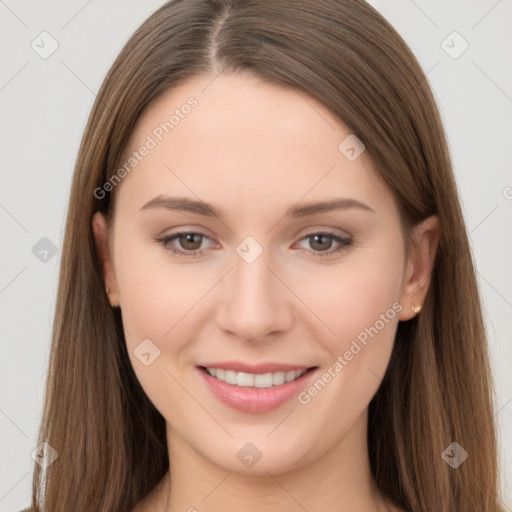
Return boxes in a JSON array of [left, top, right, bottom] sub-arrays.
[[216, 238, 292, 342]]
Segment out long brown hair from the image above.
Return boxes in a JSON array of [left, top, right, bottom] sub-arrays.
[[28, 1, 504, 510]]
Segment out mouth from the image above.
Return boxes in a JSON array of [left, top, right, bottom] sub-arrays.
[[197, 364, 319, 413], [199, 366, 315, 388]]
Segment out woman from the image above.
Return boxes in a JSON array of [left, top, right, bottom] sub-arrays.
[[25, 0, 505, 510]]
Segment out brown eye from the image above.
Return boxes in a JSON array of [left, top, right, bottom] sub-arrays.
[[176, 233, 203, 251], [309, 234, 335, 252], [295, 232, 352, 258], [155, 231, 211, 257]]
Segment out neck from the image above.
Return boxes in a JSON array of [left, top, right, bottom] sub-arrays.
[[152, 409, 393, 512]]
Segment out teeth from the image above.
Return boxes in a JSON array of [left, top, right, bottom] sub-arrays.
[[272, 371, 285, 386], [236, 372, 255, 387], [205, 367, 307, 388]]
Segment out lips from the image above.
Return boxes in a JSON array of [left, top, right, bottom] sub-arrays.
[[197, 363, 318, 413], [199, 361, 312, 373]]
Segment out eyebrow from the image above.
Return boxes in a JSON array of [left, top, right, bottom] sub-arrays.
[[139, 195, 375, 219]]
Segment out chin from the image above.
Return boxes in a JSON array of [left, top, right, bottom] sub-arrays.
[[199, 436, 315, 476]]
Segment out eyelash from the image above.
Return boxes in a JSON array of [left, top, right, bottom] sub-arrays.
[[154, 231, 352, 259]]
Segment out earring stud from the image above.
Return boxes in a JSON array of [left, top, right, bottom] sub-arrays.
[[411, 303, 422, 314], [106, 286, 113, 306]]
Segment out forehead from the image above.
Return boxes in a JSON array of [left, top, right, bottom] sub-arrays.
[[114, 72, 394, 221]]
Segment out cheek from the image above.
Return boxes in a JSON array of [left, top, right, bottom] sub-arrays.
[[291, 237, 405, 416], [114, 231, 203, 336], [114, 242, 201, 423], [113, 234, 214, 387], [295, 240, 404, 350], [290, 254, 403, 452]]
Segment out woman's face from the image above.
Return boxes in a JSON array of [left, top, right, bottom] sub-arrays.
[[93, 72, 430, 474]]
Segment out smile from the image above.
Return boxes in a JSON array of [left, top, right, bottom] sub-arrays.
[[204, 367, 308, 388], [197, 365, 319, 413]]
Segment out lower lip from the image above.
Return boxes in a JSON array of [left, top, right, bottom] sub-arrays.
[[197, 366, 318, 413]]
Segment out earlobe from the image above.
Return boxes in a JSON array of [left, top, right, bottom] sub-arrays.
[[92, 212, 120, 307], [398, 215, 440, 321]]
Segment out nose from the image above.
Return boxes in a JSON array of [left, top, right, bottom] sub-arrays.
[[215, 247, 294, 344]]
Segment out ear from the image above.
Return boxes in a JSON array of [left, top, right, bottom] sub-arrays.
[[92, 212, 120, 307], [398, 215, 440, 321]]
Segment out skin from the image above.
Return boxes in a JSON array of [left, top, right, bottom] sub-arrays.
[[92, 72, 440, 512]]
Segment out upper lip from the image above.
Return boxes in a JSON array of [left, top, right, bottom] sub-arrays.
[[199, 361, 316, 374]]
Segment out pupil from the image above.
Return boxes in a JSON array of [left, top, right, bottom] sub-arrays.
[[312, 234, 331, 251], [182, 233, 201, 250]]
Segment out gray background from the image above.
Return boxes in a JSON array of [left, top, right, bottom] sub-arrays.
[[1, 1, 511, 510]]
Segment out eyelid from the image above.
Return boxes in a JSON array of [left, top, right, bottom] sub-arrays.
[[293, 225, 352, 240], [157, 225, 216, 239]]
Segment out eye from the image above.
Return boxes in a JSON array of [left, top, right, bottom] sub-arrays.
[[155, 230, 352, 259], [294, 232, 352, 258], [155, 231, 213, 257]]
